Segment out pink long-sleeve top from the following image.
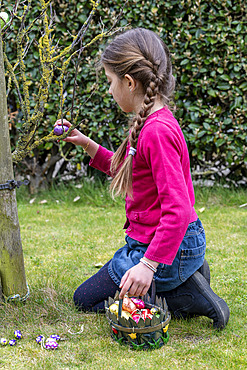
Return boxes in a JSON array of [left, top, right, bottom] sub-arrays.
[[89, 107, 198, 265]]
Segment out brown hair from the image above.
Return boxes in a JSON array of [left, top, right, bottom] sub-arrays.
[[101, 28, 175, 198]]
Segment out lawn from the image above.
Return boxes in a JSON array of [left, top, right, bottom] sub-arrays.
[[0, 183, 246, 369]]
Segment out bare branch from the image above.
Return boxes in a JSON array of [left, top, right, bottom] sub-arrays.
[[7, 0, 126, 163]]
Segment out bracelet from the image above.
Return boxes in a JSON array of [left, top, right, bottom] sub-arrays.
[[140, 258, 157, 273], [83, 141, 90, 151]]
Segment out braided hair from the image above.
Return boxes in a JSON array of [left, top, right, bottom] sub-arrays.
[[101, 28, 175, 198]]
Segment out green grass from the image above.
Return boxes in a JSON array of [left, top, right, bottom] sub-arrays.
[[0, 183, 246, 369]]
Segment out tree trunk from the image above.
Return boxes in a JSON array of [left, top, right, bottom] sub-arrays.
[[0, 32, 27, 300]]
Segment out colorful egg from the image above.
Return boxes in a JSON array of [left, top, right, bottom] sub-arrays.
[[36, 335, 44, 344], [14, 330, 22, 339], [150, 307, 160, 315], [44, 338, 58, 350], [109, 303, 119, 316], [130, 298, 145, 309], [141, 308, 153, 321], [0, 338, 8, 346], [9, 339, 17, 346], [121, 311, 132, 320], [131, 313, 141, 324], [54, 125, 69, 136], [50, 334, 60, 341], [123, 297, 137, 313]]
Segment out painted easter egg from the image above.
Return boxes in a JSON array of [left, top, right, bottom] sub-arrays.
[[54, 125, 69, 136], [14, 330, 22, 339], [130, 297, 145, 309], [44, 337, 58, 350], [0, 338, 8, 346]]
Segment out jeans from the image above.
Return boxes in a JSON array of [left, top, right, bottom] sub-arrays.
[[108, 218, 206, 292]]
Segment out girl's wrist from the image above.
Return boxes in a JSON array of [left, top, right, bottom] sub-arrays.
[[83, 140, 90, 151], [140, 258, 157, 273], [80, 137, 99, 158], [79, 135, 91, 151], [142, 257, 159, 269]]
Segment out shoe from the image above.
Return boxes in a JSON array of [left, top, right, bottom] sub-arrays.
[[161, 271, 230, 329], [198, 259, 210, 285]]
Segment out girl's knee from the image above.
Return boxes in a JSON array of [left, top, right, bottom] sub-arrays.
[[73, 287, 85, 310]]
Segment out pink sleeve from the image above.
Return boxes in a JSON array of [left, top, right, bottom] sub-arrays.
[[141, 123, 192, 265], [89, 145, 114, 176]]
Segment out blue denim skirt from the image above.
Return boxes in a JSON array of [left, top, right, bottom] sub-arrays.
[[108, 218, 206, 292]]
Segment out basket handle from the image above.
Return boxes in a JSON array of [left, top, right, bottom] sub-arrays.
[[117, 278, 156, 321], [118, 298, 123, 318], [150, 278, 156, 305]]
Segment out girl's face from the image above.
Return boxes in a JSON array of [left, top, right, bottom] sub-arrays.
[[104, 65, 135, 113]]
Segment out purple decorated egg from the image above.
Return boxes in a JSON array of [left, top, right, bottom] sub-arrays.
[[54, 125, 69, 136], [9, 339, 17, 346]]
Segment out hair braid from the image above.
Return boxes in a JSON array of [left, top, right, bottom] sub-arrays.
[[129, 74, 159, 148], [101, 28, 175, 198], [110, 73, 159, 198]]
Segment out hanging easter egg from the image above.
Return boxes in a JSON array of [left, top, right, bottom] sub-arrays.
[[14, 330, 22, 339], [0, 12, 9, 29], [54, 125, 69, 136], [44, 337, 58, 350], [0, 338, 8, 346], [9, 339, 17, 346]]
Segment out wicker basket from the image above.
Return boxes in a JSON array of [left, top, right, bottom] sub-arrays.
[[105, 287, 171, 350]]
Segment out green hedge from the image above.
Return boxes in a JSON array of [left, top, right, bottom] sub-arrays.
[[3, 0, 247, 189]]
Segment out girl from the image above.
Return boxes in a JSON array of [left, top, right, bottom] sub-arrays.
[[56, 28, 229, 329]]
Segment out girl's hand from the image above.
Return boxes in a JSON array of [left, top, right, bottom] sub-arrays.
[[55, 119, 99, 158], [119, 263, 154, 299], [55, 119, 84, 146]]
